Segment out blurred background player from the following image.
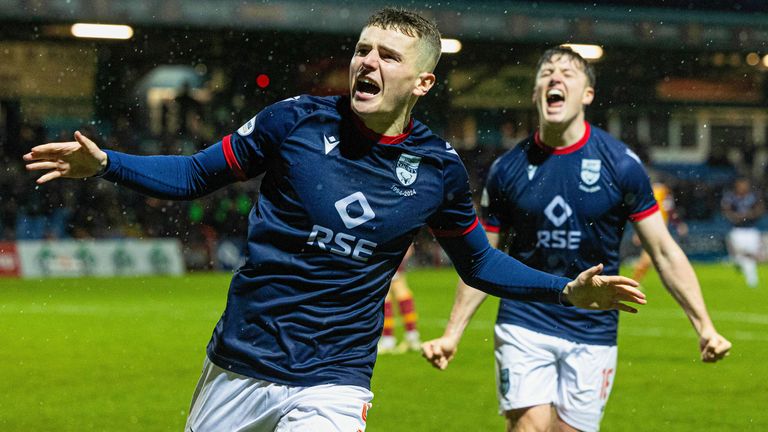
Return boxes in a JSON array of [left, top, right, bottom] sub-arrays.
[[422, 46, 731, 432], [631, 180, 688, 283], [721, 177, 765, 288], [379, 244, 421, 353]]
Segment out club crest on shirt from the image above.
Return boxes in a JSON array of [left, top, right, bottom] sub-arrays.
[[396, 153, 421, 186], [579, 159, 602, 192]]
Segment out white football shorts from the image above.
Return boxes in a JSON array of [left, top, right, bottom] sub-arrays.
[[727, 227, 761, 257], [185, 357, 373, 432], [494, 324, 618, 432]]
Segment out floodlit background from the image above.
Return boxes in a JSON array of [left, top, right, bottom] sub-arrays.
[[1, 1, 767, 430]]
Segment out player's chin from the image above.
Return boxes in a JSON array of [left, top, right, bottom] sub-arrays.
[[542, 112, 567, 125], [351, 97, 380, 115]]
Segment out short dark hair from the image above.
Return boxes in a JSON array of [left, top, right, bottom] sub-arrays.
[[535, 46, 596, 87], [366, 7, 442, 71]]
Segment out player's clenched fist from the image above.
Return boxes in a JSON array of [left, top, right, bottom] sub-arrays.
[[23, 131, 108, 184], [421, 337, 459, 370], [699, 329, 732, 363], [562, 263, 646, 312]]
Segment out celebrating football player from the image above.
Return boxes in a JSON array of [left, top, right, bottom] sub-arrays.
[[422, 46, 731, 432]]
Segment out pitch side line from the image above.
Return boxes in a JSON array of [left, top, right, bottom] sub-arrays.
[[4, 304, 768, 324], [3, 305, 768, 341]]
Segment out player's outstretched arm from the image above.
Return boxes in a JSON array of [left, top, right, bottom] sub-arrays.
[[25, 130, 241, 200], [427, 231, 647, 370], [24, 131, 107, 184], [561, 263, 646, 313], [422, 264, 644, 371], [634, 212, 732, 362], [438, 225, 645, 311]]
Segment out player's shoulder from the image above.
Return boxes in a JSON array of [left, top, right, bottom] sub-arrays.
[[408, 119, 463, 161], [238, 95, 341, 134], [588, 125, 628, 153], [263, 94, 341, 117], [490, 136, 533, 172], [588, 124, 644, 167], [234, 95, 342, 139]]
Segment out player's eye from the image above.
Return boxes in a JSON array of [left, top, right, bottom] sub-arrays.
[[380, 51, 400, 62]]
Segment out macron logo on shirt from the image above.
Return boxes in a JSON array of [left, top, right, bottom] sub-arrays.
[[324, 134, 339, 154], [527, 164, 538, 180]]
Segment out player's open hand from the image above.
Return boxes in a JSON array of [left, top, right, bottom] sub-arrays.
[[563, 263, 646, 312], [699, 329, 731, 363], [421, 337, 459, 370], [23, 131, 107, 184]]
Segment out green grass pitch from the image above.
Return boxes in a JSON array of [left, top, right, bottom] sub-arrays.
[[1, 264, 766, 431]]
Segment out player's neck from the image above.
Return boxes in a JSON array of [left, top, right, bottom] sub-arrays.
[[357, 109, 413, 137], [538, 116, 587, 148]]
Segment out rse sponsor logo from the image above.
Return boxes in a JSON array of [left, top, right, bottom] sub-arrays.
[[335, 192, 375, 229], [306, 192, 378, 262], [538, 195, 581, 249], [536, 230, 581, 250], [544, 195, 572, 227], [306, 226, 378, 262]]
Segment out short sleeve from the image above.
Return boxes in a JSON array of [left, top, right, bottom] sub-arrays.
[[221, 97, 307, 180], [619, 149, 658, 222], [426, 152, 480, 237]]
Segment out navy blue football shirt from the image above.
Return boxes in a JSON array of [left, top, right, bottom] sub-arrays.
[[482, 123, 658, 346], [101, 95, 573, 388], [208, 95, 484, 387], [721, 189, 761, 227]]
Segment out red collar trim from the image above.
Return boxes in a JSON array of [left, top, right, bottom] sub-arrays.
[[534, 122, 590, 155], [352, 114, 413, 145]]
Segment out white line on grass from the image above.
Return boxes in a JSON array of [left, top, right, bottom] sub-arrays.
[[0, 303, 220, 318], [4, 305, 768, 341], [637, 308, 768, 326], [417, 307, 768, 342]]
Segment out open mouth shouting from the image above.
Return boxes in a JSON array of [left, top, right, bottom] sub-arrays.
[[546, 88, 565, 110], [354, 76, 381, 100]]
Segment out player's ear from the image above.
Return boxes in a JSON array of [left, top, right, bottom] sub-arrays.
[[532, 83, 542, 104], [582, 86, 595, 106], [413, 72, 436, 96]]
